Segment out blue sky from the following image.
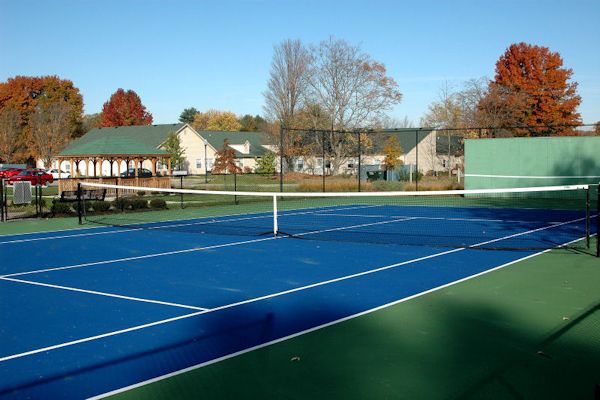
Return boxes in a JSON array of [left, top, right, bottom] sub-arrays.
[[1, 0, 598, 125]]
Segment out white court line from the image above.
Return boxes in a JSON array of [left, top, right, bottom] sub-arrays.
[[316, 213, 565, 225], [1, 214, 413, 279], [90, 233, 592, 400], [0, 277, 207, 311], [0, 216, 584, 363], [0, 204, 380, 245]]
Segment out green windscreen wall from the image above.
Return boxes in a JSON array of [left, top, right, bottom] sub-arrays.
[[464, 136, 600, 189]]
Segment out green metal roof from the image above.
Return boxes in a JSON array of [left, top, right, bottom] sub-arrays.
[[200, 131, 272, 158], [60, 124, 184, 156]]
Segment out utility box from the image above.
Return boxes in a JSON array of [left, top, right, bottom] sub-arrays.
[[13, 182, 32, 205]]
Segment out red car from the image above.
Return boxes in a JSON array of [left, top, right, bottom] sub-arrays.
[[8, 169, 54, 186], [0, 168, 24, 178]]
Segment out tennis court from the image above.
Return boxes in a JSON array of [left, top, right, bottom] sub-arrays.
[[0, 183, 598, 399]]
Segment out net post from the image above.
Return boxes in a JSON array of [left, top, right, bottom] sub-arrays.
[[273, 195, 278, 236], [77, 182, 83, 225], [585, 187, 590, 248], [596, 183, 599, 257]]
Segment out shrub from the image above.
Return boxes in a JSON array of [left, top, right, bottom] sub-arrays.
[[112, 197, 132, 211], [72, 201, 93, 213], [91, 200, 111, 212], [149, 199, 167, 209], [137, 190, 146, 196], [131, 198, 149, 209], [51, 202, 72, 214]]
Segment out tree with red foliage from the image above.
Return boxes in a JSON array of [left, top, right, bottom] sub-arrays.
[[0, 75, 84, 161], [483, 43, 581, 136], [212, 139, 241, 174], [99, 89, 153, 127]]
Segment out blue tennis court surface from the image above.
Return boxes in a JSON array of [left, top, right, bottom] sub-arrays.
[[0, 203, 595, 399]]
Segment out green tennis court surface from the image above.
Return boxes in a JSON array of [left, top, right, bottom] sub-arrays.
[[89, 236, 597, 400]]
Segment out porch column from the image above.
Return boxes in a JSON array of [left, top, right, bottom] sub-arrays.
[[70, 158, 74, 177], [134, 158, 139, 177], [167, 158, 172, 176], [151, 157, 157, 176]]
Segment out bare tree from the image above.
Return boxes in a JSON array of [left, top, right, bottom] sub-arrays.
[[420, 82, 463, 129], [0, 107, 20, 163], [307, 37, 402, 173], [379, 115, 415, 129], [263, 39, 312, 171], [28, 103, 72, 168]]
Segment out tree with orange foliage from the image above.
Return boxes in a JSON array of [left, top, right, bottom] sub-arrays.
[[99, 89, 153, 127], [0, 75, 84, 161], [212, 139, 241, 174], [484, 43, 581, 136]]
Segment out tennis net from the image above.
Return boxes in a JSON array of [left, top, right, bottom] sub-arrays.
[[78, 182, 598, 254]]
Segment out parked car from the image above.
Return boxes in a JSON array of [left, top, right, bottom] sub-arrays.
[[120, 168, 153, 178], [8, 169, 54, 185], [0, 167, 24, 178], [46, 168, 71, 179]]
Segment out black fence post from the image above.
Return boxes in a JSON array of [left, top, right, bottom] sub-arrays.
[[234, 169, 238, 204], [279, 125, 284, 193], [77, 182, 83, 225], [2, 179, 7, 222], [357, 130, 362, 192], [0, 178, 4, 222], [322, 130, 326, 193], [180, 175, 184, 209], [36, 184, 42, 218], [415, 128, 419, 191]]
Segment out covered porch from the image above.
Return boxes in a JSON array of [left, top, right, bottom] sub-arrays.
[[56, 153, 173, 195]]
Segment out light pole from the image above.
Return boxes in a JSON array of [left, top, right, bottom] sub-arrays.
[[203, 139, 208, 184]]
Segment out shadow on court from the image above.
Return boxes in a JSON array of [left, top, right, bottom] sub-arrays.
[[99, 240, 600, 400]]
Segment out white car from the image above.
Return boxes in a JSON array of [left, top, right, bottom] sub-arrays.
[[46, 169, 71, 179]]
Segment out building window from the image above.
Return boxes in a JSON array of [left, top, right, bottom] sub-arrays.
[[296, 160, 304, 170], [442, 159, 447, 168], [347, 159, 355, 169], [157, 161, 163, 170], [64, 164, 71, 172], [196, 159, 202, 168], [207, 158, 214, 169]]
